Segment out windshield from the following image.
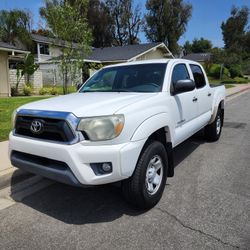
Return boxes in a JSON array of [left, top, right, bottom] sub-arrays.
[[80, 63, 167, 93]]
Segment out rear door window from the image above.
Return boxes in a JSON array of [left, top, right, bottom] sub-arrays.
[[190, 64, 206, 88]]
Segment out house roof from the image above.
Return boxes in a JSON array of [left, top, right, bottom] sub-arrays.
[[182, 53, 211, 62], [85, 42, 173, 63], [31, 34, 53, 44], [31, 34, 78, 48], [0, 41, 29, 53]]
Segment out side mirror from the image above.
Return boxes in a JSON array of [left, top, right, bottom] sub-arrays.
[[174, 79, 195, 94], [77, 83, 83, 90]]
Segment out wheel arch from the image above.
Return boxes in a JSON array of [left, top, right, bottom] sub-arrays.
[[209, 99, 225, 124], [132, 124, 174, 178]]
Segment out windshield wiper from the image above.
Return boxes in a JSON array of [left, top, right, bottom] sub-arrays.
[[81, 90, 109, 93], [111, 89, 130, 92], [81, 89, 131, 93]]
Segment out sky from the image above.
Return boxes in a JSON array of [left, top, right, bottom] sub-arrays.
[[0, 0, 250, 48]]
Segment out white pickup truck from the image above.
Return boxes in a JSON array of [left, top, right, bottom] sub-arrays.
[[9, 59, 225, 208]]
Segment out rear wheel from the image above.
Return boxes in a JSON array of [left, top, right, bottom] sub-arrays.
[[122, 141, 168, 209], [205, 108, 222, 141]]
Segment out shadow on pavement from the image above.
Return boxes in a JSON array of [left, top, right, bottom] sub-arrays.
[[173, 130, 205, 168], [10, 132, 205, 225]]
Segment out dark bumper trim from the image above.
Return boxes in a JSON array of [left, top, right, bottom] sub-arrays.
[[11, 151, 83, 187]]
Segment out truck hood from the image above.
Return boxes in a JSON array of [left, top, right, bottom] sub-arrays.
[[19, 92, 158, 117]]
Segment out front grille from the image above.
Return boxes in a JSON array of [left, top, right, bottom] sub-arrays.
[[15, 115, 75, 142]]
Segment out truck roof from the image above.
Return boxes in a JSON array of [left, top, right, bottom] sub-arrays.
[[103, 58, 199, 68]]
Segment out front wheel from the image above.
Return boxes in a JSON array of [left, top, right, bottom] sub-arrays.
[[122, 141, 168, 209]]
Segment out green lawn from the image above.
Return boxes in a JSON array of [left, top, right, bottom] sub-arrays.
[[0, 96, 51, 141], [208, 76, 249, 88], [224, 84, 235, 89], [209, 82, 235, 90]]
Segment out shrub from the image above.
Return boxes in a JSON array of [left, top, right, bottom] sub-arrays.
[[208, 64, 222, 78], [50, 88, 58, 95], [39, 87, 49, 95], [236, 79, 249, 84], [233, 77, 249, 84], [221, 79, 236, 84], [241, 60, 250, 75], [23, 85, 32, 96], [221, 77, 249, 84], [208, 64, 230, 79], [223, 67, 230, 77], [11, 87, 18, 96], [229, 65, 242, 78], [25, 82, 32, 88]]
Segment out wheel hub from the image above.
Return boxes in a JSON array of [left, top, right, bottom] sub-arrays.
[[216, 116, 221, 135], [145, 155, 163, 195]]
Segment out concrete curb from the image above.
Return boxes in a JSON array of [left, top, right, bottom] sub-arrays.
[[226, 85, 250, 98], [0, 168, 35, 190], [0, 175, 53, 210]]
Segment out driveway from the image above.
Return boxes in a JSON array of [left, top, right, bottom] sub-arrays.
[[0, 91, 249, 250]]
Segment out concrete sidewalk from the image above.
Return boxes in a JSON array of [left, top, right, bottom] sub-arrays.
[[0, 141, 12, 172], [225, 83, 250, 97], [0, 83, 250, 189]]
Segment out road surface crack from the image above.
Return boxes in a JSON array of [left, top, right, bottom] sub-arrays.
[[157, 207, 243, 249]]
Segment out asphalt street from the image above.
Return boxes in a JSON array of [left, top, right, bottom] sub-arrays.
[[0, 91, 250, 250]]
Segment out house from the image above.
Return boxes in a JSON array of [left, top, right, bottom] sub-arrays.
[[0, 42, 29, 97], [31, 34, 72, 85], [182, 53, 211, 62], [85, 42, 173, 75], [31, 35, 173, 84], [0, 34, 174, 96]]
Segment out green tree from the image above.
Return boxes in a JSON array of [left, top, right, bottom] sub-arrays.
[[67, 0, 114, 47], [209, 47, 226, 64], [144, 0, 192, 54], [105, 0, 142, 45], [184, 38, 212, 54], [40, 0, 92, 94], [221, 6, 249, 53], [16, 54, 38, 93], [221, 5, 250, 75], [87, 0, 113, 47], [0, 9, 32, 49], [183, 40, 192, 54], [191, 38, 212, 53]]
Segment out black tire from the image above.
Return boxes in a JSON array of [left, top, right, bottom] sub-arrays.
[[122, 140, 168, 209], [205, 108, 222, 142]]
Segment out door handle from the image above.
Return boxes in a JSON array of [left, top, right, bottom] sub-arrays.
[[208, 93, 211, 97], [192, 97, 198, 102]]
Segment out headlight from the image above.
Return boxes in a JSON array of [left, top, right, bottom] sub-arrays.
[[11, 109, 17, 129], [77, 114, 125, 141]]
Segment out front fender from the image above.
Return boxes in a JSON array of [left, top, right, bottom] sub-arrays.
[[131, 113, 173, 142]]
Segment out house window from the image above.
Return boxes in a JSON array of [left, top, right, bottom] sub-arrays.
[[39, 43, 50, 55]]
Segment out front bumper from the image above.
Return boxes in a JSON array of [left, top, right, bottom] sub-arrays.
[[9, 132, 146, 185]]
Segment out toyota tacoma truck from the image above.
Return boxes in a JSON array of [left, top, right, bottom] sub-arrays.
[[9, 59, 225, 209]]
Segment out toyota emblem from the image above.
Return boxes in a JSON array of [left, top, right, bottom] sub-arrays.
[[30, 120, 43, 134]]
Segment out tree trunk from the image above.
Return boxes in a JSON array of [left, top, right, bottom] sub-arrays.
[[63, 67, 68, 95]]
